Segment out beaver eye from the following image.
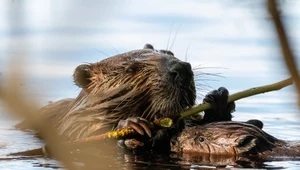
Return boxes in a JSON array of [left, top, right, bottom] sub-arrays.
[[125, 63, 140, 74], [197, 137, 204, 142]]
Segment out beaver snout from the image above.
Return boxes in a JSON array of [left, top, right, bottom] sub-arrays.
[[169, 61, 193, 83]]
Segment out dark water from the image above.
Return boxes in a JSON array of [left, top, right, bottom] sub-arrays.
[[1, 0, 300, 169]]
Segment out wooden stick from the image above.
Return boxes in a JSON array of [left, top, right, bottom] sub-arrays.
[[180, 77, 293, 119]]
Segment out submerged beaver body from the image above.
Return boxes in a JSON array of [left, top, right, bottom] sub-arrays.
[[171, 121, 300, 160], [18, 44, 196, 141]]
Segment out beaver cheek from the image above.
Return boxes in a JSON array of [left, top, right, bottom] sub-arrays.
[[208, 143, 237, 155], [182, 136, 204, 154], [181, 142, 197, 153]]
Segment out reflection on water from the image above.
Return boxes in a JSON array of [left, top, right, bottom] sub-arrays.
[[1, 0, 300, 169]]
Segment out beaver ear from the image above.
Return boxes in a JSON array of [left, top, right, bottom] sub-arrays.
[[143, 44, 154, 50], [73, 64, 92, 88], [246, 119, 264, 129], [235, 135, 257, 154], [235, 135, 258, 154]]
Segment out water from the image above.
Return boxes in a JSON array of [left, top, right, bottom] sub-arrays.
[[0, 0, 300, 169]]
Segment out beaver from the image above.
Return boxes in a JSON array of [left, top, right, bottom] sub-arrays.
[[16, 44, 198, 141], [16, 43, 237, 154], [171, 121, 300, 161]]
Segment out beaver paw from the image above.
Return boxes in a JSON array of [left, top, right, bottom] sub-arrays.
[[118, 139, 144, 150], [117, 117, 152, 137], [203, 87, 235, 122], [117, 117, 152, 150]]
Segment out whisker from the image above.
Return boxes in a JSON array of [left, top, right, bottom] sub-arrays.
[[194, 77, 221, 81], [170, 24, 181, 51], [166, 23, 174, 50], [193, 65, 228, 70], [196, 88, 211, 95], [196, 83, 213, 90], [194, 72, 225, 79], [110, 44, 120, 55], [196, 81, 215, 89], [185, 44, 191, 62], [196, 88, 213, 96], [93, 48, 110, 57], [192, 65, 227, 81]]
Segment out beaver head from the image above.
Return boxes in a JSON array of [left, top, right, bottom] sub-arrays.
[[170, 121, 279, 156], [73, 44, 195, 120]]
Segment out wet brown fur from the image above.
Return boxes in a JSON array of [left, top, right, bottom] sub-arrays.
[[17, 45, 196, 141], [171, 121, 300, 159]]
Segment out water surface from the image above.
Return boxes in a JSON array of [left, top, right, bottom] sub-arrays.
[[0, 0, 300, 169]]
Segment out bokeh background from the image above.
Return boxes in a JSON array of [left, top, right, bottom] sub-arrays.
[[0, 0, 299, 169]]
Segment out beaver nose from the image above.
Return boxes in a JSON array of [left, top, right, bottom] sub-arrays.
[[169, 61, 193, 82]]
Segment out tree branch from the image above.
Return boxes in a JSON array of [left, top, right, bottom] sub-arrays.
[[180, 77, 293, 119]]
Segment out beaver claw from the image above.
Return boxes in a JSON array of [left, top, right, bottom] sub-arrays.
[[117, 117, 152, 137], [202, 87, 236, 123]]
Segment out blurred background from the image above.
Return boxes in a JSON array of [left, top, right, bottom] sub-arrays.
[[0, 0, 299, 169]]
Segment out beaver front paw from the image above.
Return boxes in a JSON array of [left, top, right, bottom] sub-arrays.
[[116, 117, 152, 137], [116, 117, 152, 150], [202, 87, 235, 123]]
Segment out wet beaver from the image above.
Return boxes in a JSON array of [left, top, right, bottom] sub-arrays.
[[17, 44, 198, 141], [16, 44, 236, 153], [171, 121, 300, 160]]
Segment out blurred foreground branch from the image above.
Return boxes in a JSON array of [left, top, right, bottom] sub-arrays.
[[0, 67, 85, 169], [267, 0, 300, 107]]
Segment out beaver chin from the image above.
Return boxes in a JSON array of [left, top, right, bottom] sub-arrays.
[[150, 84, 195, 119]]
